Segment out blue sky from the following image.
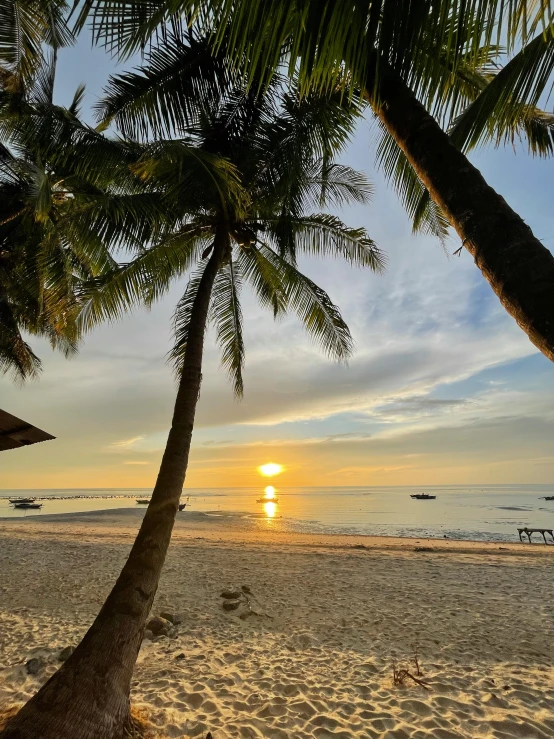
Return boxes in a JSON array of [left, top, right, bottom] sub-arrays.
[[1, 35, 553, 488]]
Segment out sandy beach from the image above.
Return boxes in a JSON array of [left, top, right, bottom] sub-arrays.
[[1, 510, 553, 738]]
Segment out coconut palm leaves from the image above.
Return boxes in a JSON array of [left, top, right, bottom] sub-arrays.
[[74, 2, 554, 246], [374, 27, 554, 242], [0, 101, 109, 379], [81, 30, 383, 395], [0, 0, 73, 90], [75, 1, 550, 76]]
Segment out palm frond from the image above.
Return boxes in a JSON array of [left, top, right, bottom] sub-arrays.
[[79, 227, 204, 331], [264, 213, 385, 271], [0, 0, 73, 85], [97, 31, 232, 139], [236, 240, 287, 317], [373, 120, 451, 242], [246, 242, 353, 362], [168, 259, 207, 375], [449, 26, 554, 154], [210, 257, 245, 396], [78, 1, 551, 87], [317, 163, 373, 207], [0, 298, 42, 380], [132, 140, 247, 219]]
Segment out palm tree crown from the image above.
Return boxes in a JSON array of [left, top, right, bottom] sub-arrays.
[[81, 32, 384, 394]]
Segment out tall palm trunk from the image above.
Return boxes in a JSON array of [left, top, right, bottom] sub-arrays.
[[1, 230, 227, 739], [365, 62, 554, 363]]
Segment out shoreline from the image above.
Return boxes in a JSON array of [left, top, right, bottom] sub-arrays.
[[1, 507, 553, 558], [2, 484, 553, 548]]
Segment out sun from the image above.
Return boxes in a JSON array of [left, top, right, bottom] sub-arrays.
[[259, 463, 283, 477]]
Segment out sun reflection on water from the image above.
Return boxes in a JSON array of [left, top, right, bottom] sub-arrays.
[[263, 501, 277, 518]]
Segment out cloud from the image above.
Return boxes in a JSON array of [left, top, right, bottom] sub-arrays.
[[1, 94, 553, 488], [109, 436, 145, 450]]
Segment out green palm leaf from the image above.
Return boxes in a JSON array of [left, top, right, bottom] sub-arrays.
[[78, 226, 205, 331], [168, 259, 207, 374], [264, 213, 385, 270], [97, 31, 232, 139], [244, 242, 354, 361], [210, 257, 245, 396], [449, 26, 554, 153]]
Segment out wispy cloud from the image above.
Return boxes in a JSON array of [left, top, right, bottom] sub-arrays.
[[124, 460, 150, 465], [109, 436, 145, 450]]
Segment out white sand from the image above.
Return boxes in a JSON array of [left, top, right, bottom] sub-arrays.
[[1, 510, 554, 739]]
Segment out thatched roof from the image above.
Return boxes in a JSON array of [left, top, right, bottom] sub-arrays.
[[0, 409, 55, 451]]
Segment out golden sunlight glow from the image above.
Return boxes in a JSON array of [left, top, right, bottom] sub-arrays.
[[263, 501, 277, 518], [259, 463, 283, 477], [264, 485, 276, 499]]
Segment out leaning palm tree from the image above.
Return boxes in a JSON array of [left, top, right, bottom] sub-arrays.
[[77, 0, 554, 362], [0, 38, 383, 739]]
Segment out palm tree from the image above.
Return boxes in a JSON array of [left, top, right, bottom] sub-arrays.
[[0, 54, 115, 379], [0, 37, 383, 739], [76, 0, 554, 362], [0, 44, 186, 379]]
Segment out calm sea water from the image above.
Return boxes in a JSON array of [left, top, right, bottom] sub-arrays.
[[1, 485, 554, 542]]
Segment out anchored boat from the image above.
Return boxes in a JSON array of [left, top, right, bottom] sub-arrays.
[[410, 493, 436, 500]]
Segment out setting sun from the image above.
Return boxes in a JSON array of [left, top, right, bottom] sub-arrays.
[[259, 463, 283, 477]]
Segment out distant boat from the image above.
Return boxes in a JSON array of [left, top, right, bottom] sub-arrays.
[[410, 493, 436, 500], [9, 497, 36, 504], [542, 496, 554, 501], [257, 497, 279, 503], [14, 502, 42, 509], [136, 499, 150, 504]]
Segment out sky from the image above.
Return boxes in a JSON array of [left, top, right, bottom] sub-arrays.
[[1, 37, 554, 489]]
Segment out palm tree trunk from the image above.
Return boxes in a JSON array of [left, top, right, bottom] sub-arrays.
[[0, 229, 227, 739], [365, 62, 554, 363]]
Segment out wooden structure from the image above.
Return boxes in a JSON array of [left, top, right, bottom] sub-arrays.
[[0, 409, 55, 451], [517, 527, 554, 544]]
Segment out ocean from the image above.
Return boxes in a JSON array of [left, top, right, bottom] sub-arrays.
[[1, 485, 554, 543]]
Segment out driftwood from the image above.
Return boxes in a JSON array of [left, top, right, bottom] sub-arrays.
[[392, 664, 430, 690]]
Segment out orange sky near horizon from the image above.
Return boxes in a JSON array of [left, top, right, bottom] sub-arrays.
[[3, 432, 553, 490]]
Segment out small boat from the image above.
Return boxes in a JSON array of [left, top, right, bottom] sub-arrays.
[[542, 496, 554, 501], [9, 497, 36, 504], [136, 499, 150, 504], [410, 493, 436, 500], [14, 502, 42, 509], [256, 497, 279, 503]]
